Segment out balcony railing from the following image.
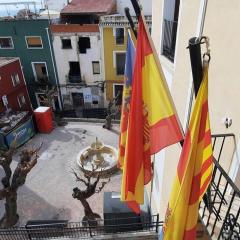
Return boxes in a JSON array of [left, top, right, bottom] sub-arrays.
[[0, 215, 161, 239], [67, 74, 82, 84], [200, 133, 240, 239], [99, 15, 152, 26], [162, 19, 178, 62]]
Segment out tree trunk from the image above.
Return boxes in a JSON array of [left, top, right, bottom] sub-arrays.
[[80, 198, 94, 217], [80, 198, 101, 226], [0, 191, 19, 228]]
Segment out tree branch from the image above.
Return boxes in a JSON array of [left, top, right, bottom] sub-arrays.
[[11, 146, 41, 190], [71, 168, 88, 186], [95, 178, 110, 193]]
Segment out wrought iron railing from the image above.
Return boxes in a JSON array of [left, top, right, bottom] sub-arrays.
[[67, 74, 82, 84], [0, 215, 161, 239], [162, 19, 178, 62], [99, 15, 152, 26], [200, 133, 240, 239]]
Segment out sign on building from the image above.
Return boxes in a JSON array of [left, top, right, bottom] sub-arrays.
[[83, 88, 93, 103]]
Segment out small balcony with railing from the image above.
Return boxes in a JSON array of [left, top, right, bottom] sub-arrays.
[[199, 134, 240, 239], [99, 14, 152, 26], [162, 19, 178, 62], [65, 74, 85, 86]]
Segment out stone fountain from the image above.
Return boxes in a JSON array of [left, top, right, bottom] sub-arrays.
[[77, 138, 118, 177]]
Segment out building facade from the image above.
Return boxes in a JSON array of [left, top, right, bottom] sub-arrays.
[[149, 0, 240, 220], [0, 57, 32, 112], [0, 19, 62, 110], [99, 15, 151, 104], [51, 24, 105, 110]]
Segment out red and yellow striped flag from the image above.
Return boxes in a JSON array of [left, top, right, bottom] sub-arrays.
[[121, 16, 183, 213], [162, 63, 213, 239]]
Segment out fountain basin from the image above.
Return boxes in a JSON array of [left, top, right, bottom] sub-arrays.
[[77, 141, 118, 178]]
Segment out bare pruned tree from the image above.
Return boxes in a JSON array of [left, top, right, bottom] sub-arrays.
[[72, 165, 110, 225], [0, 144, 41, 228], [103, 91, 121, 130], [38, 85, 67, 126]]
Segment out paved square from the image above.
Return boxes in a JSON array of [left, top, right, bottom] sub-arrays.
[[0, 122, 121, 225]]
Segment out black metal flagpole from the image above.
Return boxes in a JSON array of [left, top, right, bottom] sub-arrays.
[[130, 0, 141, 19], [124, 7, 137, 38], [188, 37, 203, 96]]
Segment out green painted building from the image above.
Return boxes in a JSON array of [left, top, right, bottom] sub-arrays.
[[0, 19, 62, 110]]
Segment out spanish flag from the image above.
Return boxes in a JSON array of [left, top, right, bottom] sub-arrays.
[[121, 16, 183, 213], [118, 31, 136, 168], [162, 63, 213, 239]]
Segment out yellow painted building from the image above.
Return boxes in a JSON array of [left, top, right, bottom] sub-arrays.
[[99, 15, 151, 103]]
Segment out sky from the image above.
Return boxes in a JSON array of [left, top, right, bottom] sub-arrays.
[[0, 0, 44, 17]]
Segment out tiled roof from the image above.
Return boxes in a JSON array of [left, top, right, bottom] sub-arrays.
[[50, 24, 99, 33], [61, 0, 116, 15]]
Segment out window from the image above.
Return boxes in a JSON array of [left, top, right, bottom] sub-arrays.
[[32, 62, 48, 83], [113, 84, 123, 106], [26, 36, 42, 48], [92, 61, 100, 74], [0, 37, 13, 49], [78, 37, 90, 54], [115, 28, 124, 45], [61, 39, 72, 49], [69, 62, 81, 83], [116, 52, 126, 75], [162, 0, 180, 62], [11, 73, 20, 87], [18, 94, 26, 108]]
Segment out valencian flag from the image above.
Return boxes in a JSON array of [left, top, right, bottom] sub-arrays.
[[162, 63, 213, 239], [118, 31, 136, 168], [121, 16, 183, 213]]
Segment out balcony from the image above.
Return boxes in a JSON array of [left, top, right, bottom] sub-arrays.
[[162, 19, 178, 62], [99, 15, 152, 26], [199, 134, 240, 239], [36, 77, 49, 85], [0, 215, 161, 239], [66, 74, 83, 84]]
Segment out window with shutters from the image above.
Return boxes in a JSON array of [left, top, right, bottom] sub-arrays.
[[18, 94, 26, 108], [0, 37, 13, 49], [115, 52, 126, 75], [92, 61, 100, 74], [115, 28, 124, 45], [26, 36, 43, 48], [11, 73, 20, 87]]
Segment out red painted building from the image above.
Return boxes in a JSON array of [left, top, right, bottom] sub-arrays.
[[0, 57, 32, 113]]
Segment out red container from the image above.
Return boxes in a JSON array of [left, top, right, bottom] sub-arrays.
[[34, 107, 53, 133]]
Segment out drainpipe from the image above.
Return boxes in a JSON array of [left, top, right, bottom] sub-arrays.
[[45, 27, 63, 110]]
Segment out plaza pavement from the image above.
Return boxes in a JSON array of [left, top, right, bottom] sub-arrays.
[[0, 122, 121, 226]]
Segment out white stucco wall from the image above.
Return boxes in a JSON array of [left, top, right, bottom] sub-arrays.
[[52, 32, 102, 92], [116, 0, 152, 15]]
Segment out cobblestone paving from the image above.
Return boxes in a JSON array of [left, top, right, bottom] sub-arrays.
[[0, 122, 121, 226]]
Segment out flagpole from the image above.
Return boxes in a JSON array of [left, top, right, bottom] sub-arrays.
[[124, 7, 138, 38]]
